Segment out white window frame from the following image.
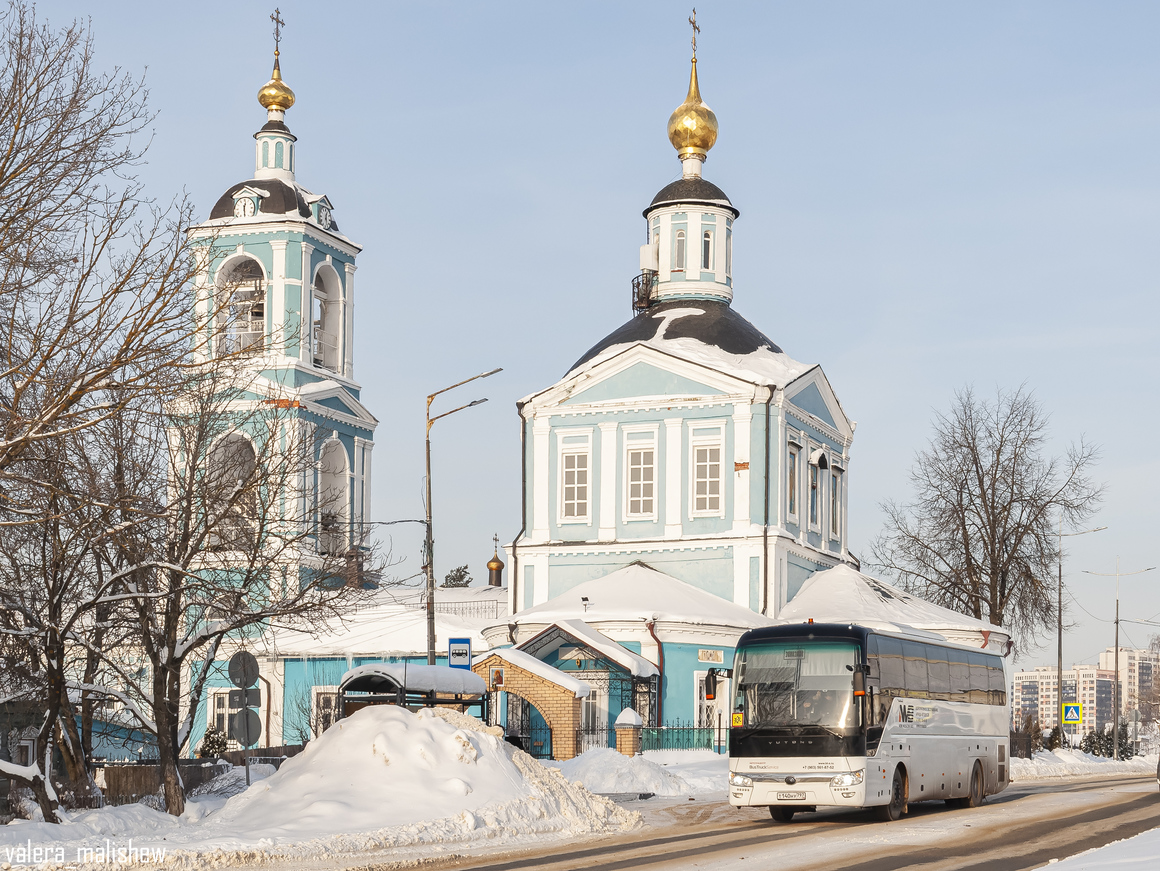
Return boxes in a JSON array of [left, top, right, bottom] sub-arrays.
[[808, 451, 821, 532], [830, 466, 842, 539], [673, 229, 686, 272], [786, 441, 801, 526], [622, 425, 659, 522], [313, 686, 339, 736], [557, 428, 592, 525], [688, 422, 726, 518]]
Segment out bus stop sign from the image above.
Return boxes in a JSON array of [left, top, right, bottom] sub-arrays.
[[448, 638, 472, 670], [1062, 703, 1082, 725]]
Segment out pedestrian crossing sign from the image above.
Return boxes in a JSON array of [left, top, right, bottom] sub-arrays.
[[1062, 703, 1083, 725]]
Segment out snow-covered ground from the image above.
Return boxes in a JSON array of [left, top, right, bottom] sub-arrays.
[[1012, 749, 1158, 780], [0, 707, 639, 869], [549, 748, 728, 797], [1048, 824, 1160, 870]]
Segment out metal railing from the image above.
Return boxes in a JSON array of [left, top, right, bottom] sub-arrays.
[[641, 720, 729, 754]]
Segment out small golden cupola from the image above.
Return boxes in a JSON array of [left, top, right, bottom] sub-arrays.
[[253, 10, 299, 183], [487, 535, 505, 587], [258, 53, 296, 116], [666, 10, 717, 179]]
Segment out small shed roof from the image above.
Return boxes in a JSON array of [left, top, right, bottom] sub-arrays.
[[339, 663, 486, 696]]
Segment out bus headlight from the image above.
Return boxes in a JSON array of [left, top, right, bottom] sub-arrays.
[[830, 770, 864, 788], [729, 772, 754, 788]]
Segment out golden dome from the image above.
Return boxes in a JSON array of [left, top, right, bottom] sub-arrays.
[[487, 550, 505, 572], [666, 58, 718, 158], [258, 53, 295, 112]]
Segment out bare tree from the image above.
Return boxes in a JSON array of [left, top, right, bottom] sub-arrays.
[[871, 386, 1102, 650], [0, 1, 202, 479]]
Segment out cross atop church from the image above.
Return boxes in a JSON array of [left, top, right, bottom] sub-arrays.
[[271, 8, 285, 55], [689, 8, 700, 58], [492, 533, 500, 553]]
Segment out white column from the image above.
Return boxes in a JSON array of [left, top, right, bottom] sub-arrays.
[[352, 437, 366, 530], [690, 212, 702, 276], [269, 240, 288, 356], [300, 419, 317, 533], [732, 406, 752, 531], [532, 416, 551, 541], [362, 442, 374, 526], [299, 242, 314, 363], [343, 262, 357, 378], [664, 418, 682, 538], [598, 421, 617, 540], [658, 213, 671, 282]]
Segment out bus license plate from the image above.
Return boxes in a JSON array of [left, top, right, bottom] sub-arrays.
[[777, 791, 806, 801]]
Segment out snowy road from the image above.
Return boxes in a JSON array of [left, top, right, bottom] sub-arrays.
[[396, 774, 1160, 871]]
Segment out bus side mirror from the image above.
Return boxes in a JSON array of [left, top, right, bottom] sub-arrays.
[[705, 668, 717, 701], [852, 670, 865, 697]]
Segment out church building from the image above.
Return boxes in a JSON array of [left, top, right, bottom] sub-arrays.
[[509, 53, 856, 621]]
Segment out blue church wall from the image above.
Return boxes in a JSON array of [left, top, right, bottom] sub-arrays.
[[789, 383, 837, 430], [562, 362, 724, 405], [545, 546, 733, 601], [751, 402, 773, 524], [786, 554, 826, 603], [83, 717, 156, 763], [660, 642, 735, 723]]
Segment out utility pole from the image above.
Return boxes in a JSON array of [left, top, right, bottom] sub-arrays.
[[1084, 558, 1156, 760], [423, 368, 502, 664], [1057, 523, 1105, 746]]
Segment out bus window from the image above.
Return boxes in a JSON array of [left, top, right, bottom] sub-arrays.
[[902, 641, 929, 699], [732, 641, 860, 729], [873, 636, 905, 721], [968, 652, 991, 704], [948, 648, 971, 702], [926, 645, 951, 701], [987, 659, 1007, 706]]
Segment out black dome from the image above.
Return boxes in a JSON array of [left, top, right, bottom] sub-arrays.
[[209, 179, 313, 221], [568, 299, 782, 373], [645, 177, 738, 218]]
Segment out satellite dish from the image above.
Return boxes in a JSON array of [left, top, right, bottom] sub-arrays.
[[228, 651, 259, 689]]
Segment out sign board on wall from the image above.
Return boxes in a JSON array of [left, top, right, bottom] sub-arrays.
[[698, 649, 724, 664], [448, 638, 472, 670]]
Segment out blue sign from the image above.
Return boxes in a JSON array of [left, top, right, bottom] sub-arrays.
[[1062, 703, 1083, 725], [448, 637, 472, 670]]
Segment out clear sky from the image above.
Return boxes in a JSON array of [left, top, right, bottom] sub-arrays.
[[40, 0, 1160, 672]]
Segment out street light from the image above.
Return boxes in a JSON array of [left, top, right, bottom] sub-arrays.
[[1083, 557, 1156, 759], [1057, 523, 1106, 745], [424, 367, 502, 665]]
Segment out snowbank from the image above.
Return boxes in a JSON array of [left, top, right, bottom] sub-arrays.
[[552, 748, 729, 797], [1011, 749, 1158, 780], [0, 707, 640, 868], [1051, 825, 1160, 870]]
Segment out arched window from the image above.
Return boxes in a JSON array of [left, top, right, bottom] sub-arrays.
[[261, 141, 269, 168], [312, 269, 341, 372], [275, 140, 284, 169], [726, 229, 732, 277], [702, 231, 712, 270], [318, 439, 350, 555], [216, 258, 265, 356], [207, 434, 258, 551], [674, 230, 686, 272]]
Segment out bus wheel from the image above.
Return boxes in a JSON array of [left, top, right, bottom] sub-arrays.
[[769, 806, 795, 823], [949, 761, 985, 809], [876, 767, 906, 822]]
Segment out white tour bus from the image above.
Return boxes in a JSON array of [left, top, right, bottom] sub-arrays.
[[727, 622, 1010, 822]]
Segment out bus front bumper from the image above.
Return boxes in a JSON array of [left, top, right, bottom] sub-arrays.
[[728, 769, 867, 808]]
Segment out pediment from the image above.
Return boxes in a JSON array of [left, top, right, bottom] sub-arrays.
[[563, 360, 725, 405], [784, 368, 853, 440]]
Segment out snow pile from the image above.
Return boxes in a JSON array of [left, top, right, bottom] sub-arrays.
[[552, 748, 730, 797], [553, 748, 693, 796], [0, 707, 640, 867], [1051, 826, 1160, 870], [1011, 749, 1158, 779]]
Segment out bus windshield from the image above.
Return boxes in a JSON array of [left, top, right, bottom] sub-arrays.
[[733, 640, 861, 730]]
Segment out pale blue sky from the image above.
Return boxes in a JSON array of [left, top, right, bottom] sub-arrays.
[[44, 1, 1160, 669]]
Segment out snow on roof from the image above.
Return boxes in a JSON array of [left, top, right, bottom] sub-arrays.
[[508, 563, 775, 630], [547, 619, 659, 678], [776, 564, 1011, 651], [476, 647, 591, 698], [265, 590, 497, 658], [339, 663, 486, 696]]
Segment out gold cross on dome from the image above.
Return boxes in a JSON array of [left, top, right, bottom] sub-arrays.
[[492, 533, 500, 552], [689, 8, 700, 57], [271, 8, 285, 54]]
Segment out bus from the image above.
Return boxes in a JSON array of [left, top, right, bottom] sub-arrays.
[[727, 623, 1010, 822]]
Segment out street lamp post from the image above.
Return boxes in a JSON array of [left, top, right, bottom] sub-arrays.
[[1083, 558, 1156, 760], [1057, 523, 1106, 746], [424, 367, 502, 665]]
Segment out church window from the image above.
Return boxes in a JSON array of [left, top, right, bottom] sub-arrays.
[[674, 230, 685, 271], [275, 140, 284, 169], [787, 446, 799, 521], [693, 444, 721, 513], [206, 433, 258, 551], [831, 469, 842, 537], [809, 464, 819, 528], [261, 141, 269, 168], [318, 438, 350, 555], [216, 257, 265, 356], [626, 446, 655, 518], [726, 229, 732, 277], [561, 451, 589, 521], [702, 231, 712, 270], [312, 269, 341, 372]]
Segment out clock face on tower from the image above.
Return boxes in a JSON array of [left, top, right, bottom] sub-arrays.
[[317, 206, 332, 229], [233, 197, 255, 217]]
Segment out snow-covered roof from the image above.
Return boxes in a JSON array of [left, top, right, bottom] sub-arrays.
[[339, 663, 486, 696], [776, 564, 1012, 652], [475, 648, 591, 698], [506, 563, 775, 630], [544, 619, 659, 678]]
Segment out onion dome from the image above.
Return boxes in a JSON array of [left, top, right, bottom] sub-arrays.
[[487, 550, 504, 572], [666, 58, 718, 159], [257, 53, 296, 113]]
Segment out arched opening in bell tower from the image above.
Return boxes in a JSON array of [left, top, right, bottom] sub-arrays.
[[312, 266, 342, 373], [317, 438, 350, 555], [215, 256, 266, 357]]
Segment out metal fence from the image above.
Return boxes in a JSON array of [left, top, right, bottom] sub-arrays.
[[642, 721, 729, 754]]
